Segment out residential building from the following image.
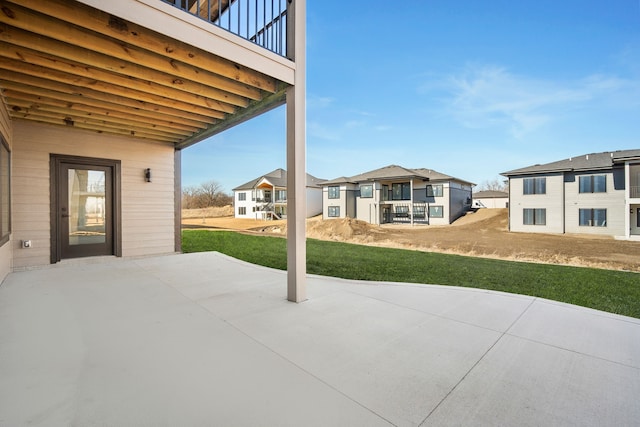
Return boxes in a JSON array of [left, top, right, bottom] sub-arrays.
[[502, 150, 640, 239], [233, 168, 325, 219], [0, 0, 308, 301], [321, 165, 474, 225], [472, 190, 509, 208]]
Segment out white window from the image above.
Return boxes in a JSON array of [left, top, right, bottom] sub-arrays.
[[238, 207, 246, 215], [328, 206, 340, 217], [238, 192, 246, 201]]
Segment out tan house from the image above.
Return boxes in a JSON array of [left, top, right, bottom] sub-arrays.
[[502, 150, 640, 239], [0, 0, 308, 301], [321, 165, 474, 225]]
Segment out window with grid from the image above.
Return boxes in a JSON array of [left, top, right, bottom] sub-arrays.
[[328, 206, 340, 217]]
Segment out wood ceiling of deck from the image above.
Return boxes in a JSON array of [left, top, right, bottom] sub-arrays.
[[0, 0, 286, 146]]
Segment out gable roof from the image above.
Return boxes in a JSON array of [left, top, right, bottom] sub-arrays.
[[473, 190, 508, 199], [321, 164, 474, 186], [233, 169, 325, 191], [502, 149, 640, 177]]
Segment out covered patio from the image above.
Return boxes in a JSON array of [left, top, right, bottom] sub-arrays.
[[1, 252, 638, 426]]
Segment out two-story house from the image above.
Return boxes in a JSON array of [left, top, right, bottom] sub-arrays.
[[321, 165, 474, 225], [0, 0, 308, 301], [502, 150, 640, 240], [233, 168, 324, 220]]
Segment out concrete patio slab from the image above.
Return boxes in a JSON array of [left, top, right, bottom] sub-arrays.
[[1, 252, 638, 426]]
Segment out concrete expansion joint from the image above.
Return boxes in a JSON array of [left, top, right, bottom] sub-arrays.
[[419, 298, 537, 425]]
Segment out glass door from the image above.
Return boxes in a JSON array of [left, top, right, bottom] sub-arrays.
[[58, 163, 114, 259]]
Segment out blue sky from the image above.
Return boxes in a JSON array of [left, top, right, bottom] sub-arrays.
[[182, 0, 640, 192]]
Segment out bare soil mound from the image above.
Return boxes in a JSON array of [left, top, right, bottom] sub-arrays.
[[182, 206, 233, 219], [183, 209, 640, 272]]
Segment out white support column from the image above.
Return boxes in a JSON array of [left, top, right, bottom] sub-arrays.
[[410, 179, 414, 226], [286, 0, 307, 302]]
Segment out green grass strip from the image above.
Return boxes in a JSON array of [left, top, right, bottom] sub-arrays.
[[183, 230, 640, 318]]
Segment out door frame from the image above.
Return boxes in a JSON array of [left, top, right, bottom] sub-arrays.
[[50, 154, 122, 263]]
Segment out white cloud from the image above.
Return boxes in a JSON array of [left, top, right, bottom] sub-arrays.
[[431, 64, 640, 138], [307, 95, 334, 109], [307, 121, 340, 141]]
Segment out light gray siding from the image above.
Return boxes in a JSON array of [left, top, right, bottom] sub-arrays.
[[564, 171, 626, 236], [448, 182, 472, 224], [509, 173, 564, 233], [12, 121, 176, 269], [323, 184, 356, 219]]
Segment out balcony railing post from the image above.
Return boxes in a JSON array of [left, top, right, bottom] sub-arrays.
[[161, 0, 287, 56]]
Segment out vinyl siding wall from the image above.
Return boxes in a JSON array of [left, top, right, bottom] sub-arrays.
[[448, 182, 472, 224], [306, 187, 323, 217], [12, 121, 176, 269], [509, 173, 564, 233], [0, 101, 12, 280], [564, 171, 626, 236], [322, 184, 355, 219]]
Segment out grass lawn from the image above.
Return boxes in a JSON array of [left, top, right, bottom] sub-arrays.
[[182, 230, 640, 318]]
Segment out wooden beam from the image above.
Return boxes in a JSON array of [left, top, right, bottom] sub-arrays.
[[10, 115, 177, 143], [0, 1, 264, 100], [7, 97, 193, 137], [10, 108, 185, 140], [3, 89, 203, 132], [0, 74, 216, 124], [17, 0, 277, 93], [177, 86, 287, 149], [0, 26, 247, 108], [0, 43, 237, 115], [0, 57, 229, 119], [1, 83, 211, 129]]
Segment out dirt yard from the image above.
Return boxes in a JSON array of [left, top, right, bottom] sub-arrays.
[[182, 208, 640, 272]]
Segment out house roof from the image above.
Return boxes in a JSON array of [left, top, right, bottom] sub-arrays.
[[502, 149, 640, 176], [233, 169, 326, 191], [473, 190, 508, 199], [321, 164, 474, 186]]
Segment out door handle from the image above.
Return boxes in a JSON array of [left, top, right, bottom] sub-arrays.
[[61, 214, 70, 218]]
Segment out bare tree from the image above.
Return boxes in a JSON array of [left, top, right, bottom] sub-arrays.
[[182, 180, 232, 209], [477, 178, 508, 192]]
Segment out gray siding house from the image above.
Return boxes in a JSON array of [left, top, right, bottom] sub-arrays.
[[502, 150, 640, 239], [321, 165, 474, 225]]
